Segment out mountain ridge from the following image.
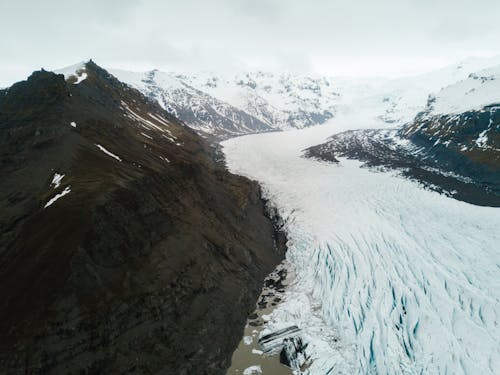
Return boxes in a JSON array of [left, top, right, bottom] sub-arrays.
[[0, 61, 285, 374]]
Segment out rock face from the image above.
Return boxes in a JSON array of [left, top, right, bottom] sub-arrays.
[[0, 62, 284, 374], [305, 104, 500, 206], [110, 69, 339, 141]]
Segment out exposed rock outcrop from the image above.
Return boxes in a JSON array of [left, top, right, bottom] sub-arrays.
[[0, 62, 284, 374]]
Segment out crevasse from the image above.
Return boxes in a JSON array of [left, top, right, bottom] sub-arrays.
[[222, 117, 500, 375]]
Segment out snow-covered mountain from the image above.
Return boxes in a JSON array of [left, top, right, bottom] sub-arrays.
[[333, 55, 500, 125], [223, 62, 500, 372], [423, 64, 500, 116], [0, 61, 284, 374], [109, 56, 500, 141], [110, 69, 274, 140], [111, 69, 340, 140], [306, 63, 500, 206]]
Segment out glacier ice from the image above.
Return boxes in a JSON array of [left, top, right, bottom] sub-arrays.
[[222, 116, 500, 374]]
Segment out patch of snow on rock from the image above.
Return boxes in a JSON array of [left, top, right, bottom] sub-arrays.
[[95, 144, 122, 162], [51, 173, 64, 189], [243, 365, 262, 375], [44, 186, 71, 209]]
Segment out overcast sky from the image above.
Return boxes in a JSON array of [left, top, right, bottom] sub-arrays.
[[1, 0, 500, 86]]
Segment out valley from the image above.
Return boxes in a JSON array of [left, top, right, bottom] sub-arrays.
[[222, 115, 500, 374]]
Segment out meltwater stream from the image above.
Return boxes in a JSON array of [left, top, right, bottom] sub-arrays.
[[222, 117, 500, 375]]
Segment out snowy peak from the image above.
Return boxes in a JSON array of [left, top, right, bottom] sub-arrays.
[[111, 68, 273, 140], [107, 56, 500, 141], [425, 64, 500, 115], [55, 61, 88, 84], [0, 61, 283, 374], [111, 68, 340, 140]]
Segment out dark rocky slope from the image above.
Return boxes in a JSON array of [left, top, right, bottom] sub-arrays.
[[305, 105, 500, 206], [0, 62, 285, 374]]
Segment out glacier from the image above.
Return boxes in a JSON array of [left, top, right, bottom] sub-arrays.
[[222, 116, 500, 374]]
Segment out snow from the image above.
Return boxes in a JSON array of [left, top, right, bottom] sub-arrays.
[[50, 173, 64, 189], [55, 62, 87, 84], [475, 128, 489, 148], [251, 349, 263, 355], [429, 64, 500, 115], [108, 55, 500, 138], [243, 336, 253, 345], [119, 100, 176, 140], [243, 365, 262, 375], [44, 186, 71, 209], [73, 72, 87, 84], [70, 121, 77, 128], [95, 144, 122, 162], [222, 115, 500, 375]]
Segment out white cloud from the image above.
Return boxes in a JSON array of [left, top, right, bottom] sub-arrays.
[[1, 0, 500, 86]]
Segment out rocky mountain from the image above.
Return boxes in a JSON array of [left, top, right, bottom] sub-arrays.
[[0, 61, 285, 374], [110, 56, 500, 141], [110, 69, 274, 140], [111, 69, 340, 140], [332, 55, 500, 126], [305, 64, 500, 206]]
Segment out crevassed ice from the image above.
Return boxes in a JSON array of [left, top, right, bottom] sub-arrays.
[[222, 116, 500, 375]]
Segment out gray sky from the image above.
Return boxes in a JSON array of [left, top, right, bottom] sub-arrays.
[[1, 0, 500, 86]]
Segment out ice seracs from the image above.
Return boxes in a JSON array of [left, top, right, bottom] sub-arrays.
[[222, 116, 500, 374]]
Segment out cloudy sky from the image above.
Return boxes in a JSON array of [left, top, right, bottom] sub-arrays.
[[1, 0, 500, 86]]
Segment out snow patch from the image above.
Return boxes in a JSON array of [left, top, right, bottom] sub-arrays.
[[51, 173, 64, 189], [95, 144, 122, 162], [70, 121, 77, 128], [243, 365, 262, 375], [44, 186, 71, 209], [55, 62, 87, 84], [475, 128, 489, 148], [73, 72, 87, 84]]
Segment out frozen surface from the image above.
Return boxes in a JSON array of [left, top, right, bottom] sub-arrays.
[[222, 116, 500, 374]]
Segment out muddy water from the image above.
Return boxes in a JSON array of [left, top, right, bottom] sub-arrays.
[[226, 262, 294, 374]]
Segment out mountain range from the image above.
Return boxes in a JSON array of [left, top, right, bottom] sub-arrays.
[[0, 61, 284, 374], [305, 63, 500, 206], [0, 55, 499, 374]]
